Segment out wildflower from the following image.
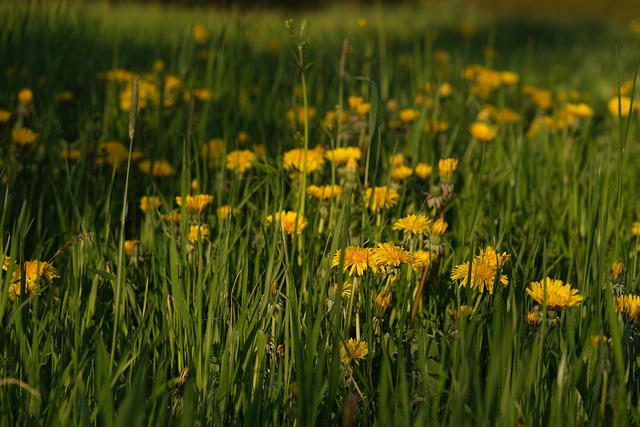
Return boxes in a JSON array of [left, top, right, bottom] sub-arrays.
[[451, 246, 511, 294], [393, 214, 432, 235], [348, 96, 364, 110], [216, 205, 237, 220], [18, 88, 33, 105], [563, 103, 594, 119], [608, 96, 636, 117], [331, 246, 377, 276], [176, 194, 214, 214], [340, 338, 368, 364], [193, 25, 209, 44], [391, 164, 413, 181], [430, 218, 448, 237], [364, 186, 400, 212], [611, 261, 625, 282], [357, 17, 367, 28], [469, 121, 496, 142], [389, 153, 405, 167], [616, 294, 640, 322], [163, 212, 182, 222], [439, 82, 452, 97], [375, 290, 392, 315], [2, 256, 10, 271], [591, 335, 608, 349], [59, 149, 82, 162], [399, 108, 419, 124], [526, 278, 583, 311], [371, 242, 414, 268], [307, 184, 344, 201], [187, 225, 210, 244], [438, 158, 458, 181], [226, 149, 257, 173], [411, 250, 435, 271], [0, 109, 11, 125], [124, 240, 141, 257], [201, 138, 225, 165], [139, 196, 162, 214], [333, 282, 353, 298], [11, 127, 38, 148], [499, 71, 520, 86], [138, 160, 175, 177], [283, 147, 325, 173], [266, 211, 307, 235], [526, 309, 541, 328], [632, 221, 640, 236], [356, 102, 371, 116], [8, 260, 59, 301], [448, 305, 475, 322], [414, 163, 432, 180]]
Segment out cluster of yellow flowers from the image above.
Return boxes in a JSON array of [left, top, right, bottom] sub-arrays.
[[2, 257, 59, 302]]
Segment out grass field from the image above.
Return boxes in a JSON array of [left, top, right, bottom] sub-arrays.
[[2, 1, 640, 425]]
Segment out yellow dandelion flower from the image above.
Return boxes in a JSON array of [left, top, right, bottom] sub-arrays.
[[163, 212, 182, 222], [187, 225, 210, 244], [526, 310, 541, 328], [201, 138, 225, 165], [448, 305, 475, 321], [608, 96, 636, 117], [124, 240, 141, 257], [399, 108, 419, 124], [283, 148, 325, 173], [95, 141, 129, 167], [526, 277, 583, 311], [193, 24, 209, 43], [616, 294, 640, 322], [216, 205, 237, 220], [393, 214, 432, 235], [391, 164, 413, 181], [139, 196, 162, 214], [438, 158, 458, 180], [340, 338, 368, 364], [0, 109, 11, 125], [357, 17, 367, 28], [11, 127, 38, 148], [371, 242, 414, 268], [499, 71, 519, 86], [389, 153, 405, 167], [331, 246, 378, 276], [469, 121, 496, 142], [348, 96, 364, 110], [333, 282, 353, 298], [375, 290, 392, 315], [226, 149, 257, 173], [138, 160, 175, 177], [176, 194, 213, 214], [414, 163, 432, 180], [364, 186, 400, 212], [307, 184, 344, 201], [266, 211, 307, 235], [430, 218, 449, 237], [8, 260, 59, 301], [633, 222, 640, 236], [18, 88, 33, 105], [356, 102, 371, 116], [451, 246, 511, 294], [563, 103, 594, 119], [591, 335, 608, 349], [411, 250, 435, 271]]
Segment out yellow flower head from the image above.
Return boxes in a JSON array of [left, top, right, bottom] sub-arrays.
[[391, 164, 414, 181], [176, 194, 214, 214], [340, 338, 368, 364], [333, 281, 353, 298], [266, 211, 307, 235], [324, 147, 362, 165], [216, 205, 238, 220], [389, 153, 405, 167], [375, 290, 392, 315], [608, 96, 636, 118], [124, 240, 141, 257], [399, 108, 419, 124], [283, 148, 325, 173], [430, 218, 449, 237], [448, 305, 475, 322], [138, 160, 175, 177], [11, 127, 38, 148], [8, 260, 59, 301], [193, 24, 209, 44], [331, 246, 378, 276], [526, 310, 541, 328], [226, 149, 257, 173], [414, 163, 433, 180], [139, 196, 162, 214], [371, 242, 414, 268], [616, 294, 640, 322], [0, 109, 12, 125], [364, 186, 400, 212], [633, 221, 640, 236], [411, 250, 435, 271], [438, 158, 458, 181], [201, 138, 225, 165], [451, 246, 511, 294], [526, 277, 583, 311], [469, 121, 496, 142], [18, 88, 33, 105], [187, 225, 210, 244], [307, 184, 344, 201], [393, 214, 432, 235], [348, 96, 364, 110], [611, 261, 625, 281]]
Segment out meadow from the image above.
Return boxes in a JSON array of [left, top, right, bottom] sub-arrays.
[[2, 1, 640, 425]]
